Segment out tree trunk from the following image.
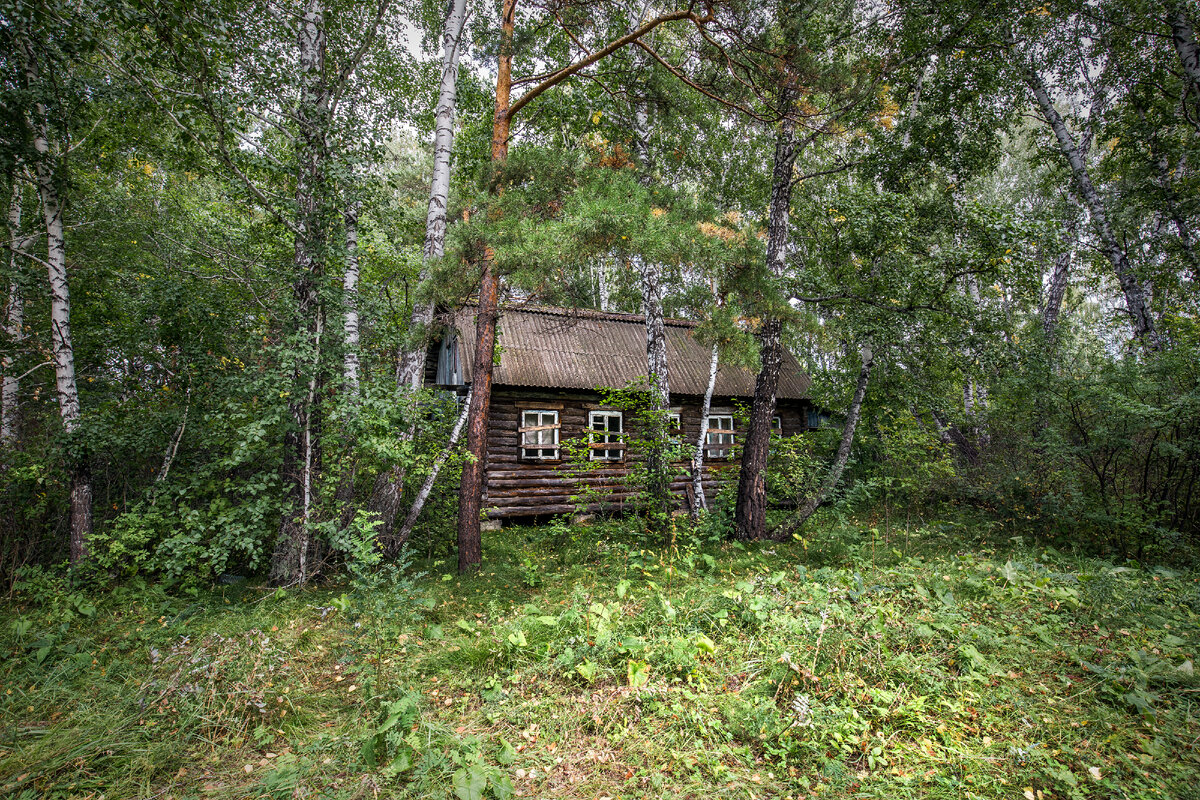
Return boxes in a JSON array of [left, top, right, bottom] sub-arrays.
[[23, 35, 92, 563], [3, 184, 29, 447], [627, 33, 671, 523], [271, 0, 329, 586], [389, 388, 472, 553], [1172, 3, 1200, 99], [457, 265, 499, 572], [456, 0, 514, 573], [1042, 201, 1077, 346], [690, 343, 719, 518], [639, 255, 671, 520], [734, 88, 798, 541], [1021, 63, 1160, 349], [342, 198, 360, 396], [367, 0, 470, 543], [774, 344, 874, 538], [395, 0, 468, 390]]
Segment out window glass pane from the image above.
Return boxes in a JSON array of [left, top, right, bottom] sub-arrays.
[[706, 415, 734, 458], [522, 410, 558, 459], [589, 411, 623, 460]]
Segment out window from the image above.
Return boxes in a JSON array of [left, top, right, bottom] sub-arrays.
[[706, 414, 735, 458], [668, 411, 682, 444], [771, 416, 783, 435], [589, 410, 624, 461], [520, 410, 560, 460]]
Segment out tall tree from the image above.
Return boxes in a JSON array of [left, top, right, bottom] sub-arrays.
[[16, 21, 93, 563], [455, 2, 713, 571], [2, 183, 30, 447]]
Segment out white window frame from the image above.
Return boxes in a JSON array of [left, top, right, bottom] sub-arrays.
[[520, 409, 560, 460], [668, 411, 683, 445], [588, 410, 625, 461], [771, 416, 783, 435], [706, 414, 735, 459]]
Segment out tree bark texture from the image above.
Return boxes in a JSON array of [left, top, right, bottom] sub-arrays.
[[775, 345, 874, 538], [734, 89, 798, 541], [271, 0, 329, 586], [3, 185, 29, 447], [22, 33, 92, 563], [457, 266, 498, 572], [342, 198, 360, 396], [1022, 64, 1160, 349], [1172, 3, 1200, 100], [734, 319, 785, 540], [639, 255, 672, 520], [690, 343, 719, 518], [396, 0, 468, 390]]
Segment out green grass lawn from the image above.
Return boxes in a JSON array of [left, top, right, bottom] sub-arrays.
[[2, 516, 1198, 799]]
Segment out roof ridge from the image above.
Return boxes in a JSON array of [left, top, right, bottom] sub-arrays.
[[459, 301, 699, 328]]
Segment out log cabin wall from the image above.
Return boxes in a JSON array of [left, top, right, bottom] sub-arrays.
[[483, 387, 811, 520]]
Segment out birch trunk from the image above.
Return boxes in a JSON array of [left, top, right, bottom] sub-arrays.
[[271, 0, 329, 586], [395, 0, 468, 390], [774, 345, 874, 538], [1022, 64, 1160, 349], [624, 5, 671, 521], [1172, 3, 1200, 99], [690, 344, 719, 518], [390, 389, 472, 553], [734, 87, 798, 541], [3, 185, 29, 447], [367, 0, 469, 544], [22, 34, 92, 563], [342, 198, 360, 396], [640, 254, 671, 519]]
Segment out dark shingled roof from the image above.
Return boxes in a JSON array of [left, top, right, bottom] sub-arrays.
[[444, 304, 811, 399]]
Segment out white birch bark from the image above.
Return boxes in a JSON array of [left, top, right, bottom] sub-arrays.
[[1021, 63, 1160, 349], [690, 343, 718, 517], [22, 33, 92, 562], [343, 198, 360, 396], [396, 0, 468, 390], [1172, 3, 1200, 99], [3, 185, 29, 446]]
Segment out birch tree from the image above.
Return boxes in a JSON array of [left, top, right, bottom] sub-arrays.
[[18, 28, 93, 563], [367, 0, 470, 546], [2, 183, 30, 448]]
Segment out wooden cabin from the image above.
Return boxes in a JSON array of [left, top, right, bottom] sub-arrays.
[[426, 305, 814, 521]]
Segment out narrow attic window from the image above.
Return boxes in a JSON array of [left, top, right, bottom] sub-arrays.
[[706, 415, 735, 459], [520, 410, 560, 460], [589, 410, 625, 461]]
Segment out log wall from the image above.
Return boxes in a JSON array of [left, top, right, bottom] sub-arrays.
[[483, 389, 810, 519]]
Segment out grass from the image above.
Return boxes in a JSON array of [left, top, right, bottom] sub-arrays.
[[2, 514, 1199, 799]]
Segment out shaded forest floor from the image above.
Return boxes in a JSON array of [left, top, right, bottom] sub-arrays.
[[2, 515, 1199, 799]]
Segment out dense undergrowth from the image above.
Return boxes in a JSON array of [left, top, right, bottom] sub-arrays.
[[2, 514, 1198, 799]]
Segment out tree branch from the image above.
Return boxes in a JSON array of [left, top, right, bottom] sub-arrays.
[[507, 7, 713, 120]]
